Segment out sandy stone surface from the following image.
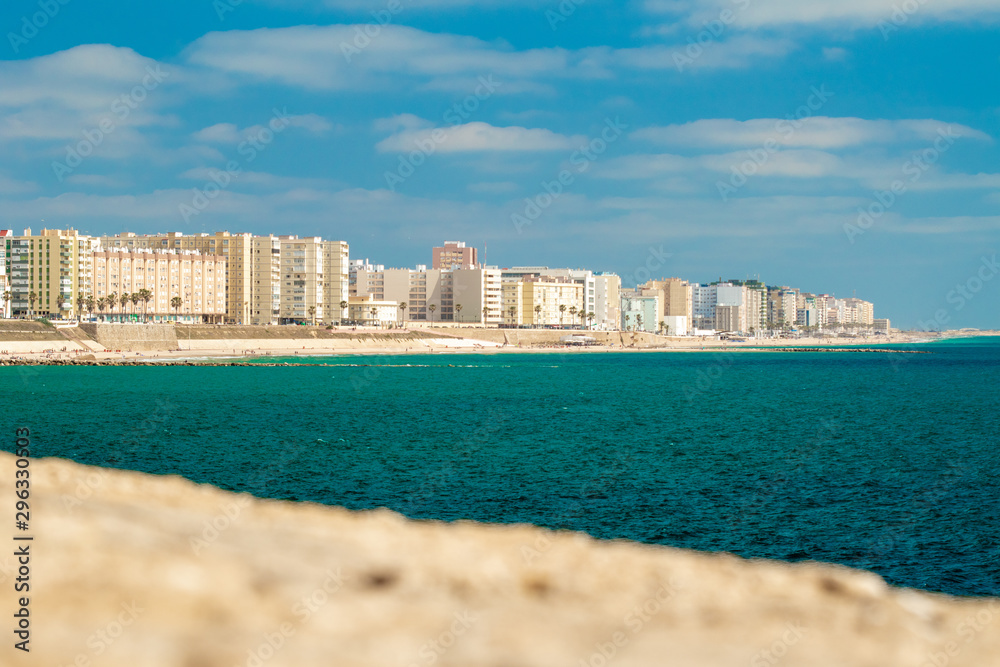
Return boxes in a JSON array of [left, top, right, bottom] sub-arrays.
[[3, 452, 998, 667]]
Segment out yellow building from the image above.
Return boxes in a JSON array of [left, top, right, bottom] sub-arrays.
[[502, 276, 585, 327], [7, 228, 97, 319]]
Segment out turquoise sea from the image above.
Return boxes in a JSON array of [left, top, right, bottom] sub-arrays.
[[5, 337, 999, 597]]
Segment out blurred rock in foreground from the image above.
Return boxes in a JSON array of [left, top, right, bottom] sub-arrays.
[[3, 452, 998, 667]]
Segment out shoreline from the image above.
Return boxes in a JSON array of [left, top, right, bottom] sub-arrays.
[[0, 327, 995, 365]]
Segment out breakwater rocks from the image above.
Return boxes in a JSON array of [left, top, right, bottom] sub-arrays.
[[763, 347, 931, 353], [4, 451, 999, 667]]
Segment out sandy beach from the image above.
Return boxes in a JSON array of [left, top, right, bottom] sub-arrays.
[[0, 324, 993, 364]]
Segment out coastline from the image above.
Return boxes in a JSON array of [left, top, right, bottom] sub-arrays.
[[0, 327, 994, 365]]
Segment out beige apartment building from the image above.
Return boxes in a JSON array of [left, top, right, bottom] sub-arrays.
[[323, 241, 350, 324], [354, 266, 501, 324], [102, 231, 252, 323], [6, 228, 97, 319], [640, 278, 693, 322], [101, 231, 350, 325], [502, 276, 585, 327], [279, 236, 325, 324], [92, 248, 227, 322], [250, 235, 281, 324]]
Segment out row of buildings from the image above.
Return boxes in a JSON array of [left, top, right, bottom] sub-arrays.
[[621, 278, 881, 336], [0, 231, 881, 334]]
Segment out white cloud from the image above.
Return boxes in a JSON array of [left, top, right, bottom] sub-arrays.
[[0, 174, 37, 195], [676, 0, 1000, 28], [65, 174, 131, 188], [612, 35, 796, 71], [468, 181, 519, 194], [193, 114, 333, 144], [822, 47, 849, 61], [376, 122, 584, 153], [633, 117, 991, 149], [183, 25, 586, 91]]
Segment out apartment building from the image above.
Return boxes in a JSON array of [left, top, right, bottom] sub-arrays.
[[103, 231, 252, 323], [278, 236, 324, 324], [250, 235, 281, 325], [593, 273, 621, 331], [6, 228, 96, 319], [0, 230, 11, 318], [355, 266, 501, 324], [503, 275, 585, 327], [432, 241, 478, 270], [323, 241, 350, 324], [92, 248, 227, 322], [620, 288, 660, 332], [639, 278, 693, 323]]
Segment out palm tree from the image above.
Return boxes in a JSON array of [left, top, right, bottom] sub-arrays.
[[76, 294, 86, 319], [428, 303, 436, 322], [131, 292, 141, 321], [85, 295, 95, 321], [308, 305, 316, 326], [534, 304, 542, 328], [482, 305, 489, 325], [455, 303, 463, 322], [107, 292, 117, 322], [636, 314, 643, 331], [96, 297, 107, 320], [28, 291, 37, 319], [569, 306, 577, 328], [339, 300, 348, 325], [588, 312, 595, 329], [171, 296, 183, 322], [398, 301, 407, 327], [139, 289, 153, 322], [559, 304, 567, 327], [370, 306, 378, 327], [508, 305, 517, 326], [2, 290, 10, 318]]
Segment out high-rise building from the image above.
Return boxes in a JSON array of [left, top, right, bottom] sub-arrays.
[[250, 235, 281, 325], [0, 229, 11, 318], [593, 273, 621, 330], [92, 247, 227, 322], [279, 236, 325, 324], [432, 241, 478, 270], [323, 241, 350, 324], [355, 265, 501, 324], [7, 228, 97, 319]]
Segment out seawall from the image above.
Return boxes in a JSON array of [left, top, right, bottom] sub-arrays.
[[79, 323, 179, 351]]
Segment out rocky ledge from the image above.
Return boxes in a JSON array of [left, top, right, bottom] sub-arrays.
[[3, 453, 997, 667]]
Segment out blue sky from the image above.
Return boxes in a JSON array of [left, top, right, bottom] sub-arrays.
[[1, 0, 998, 328]]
